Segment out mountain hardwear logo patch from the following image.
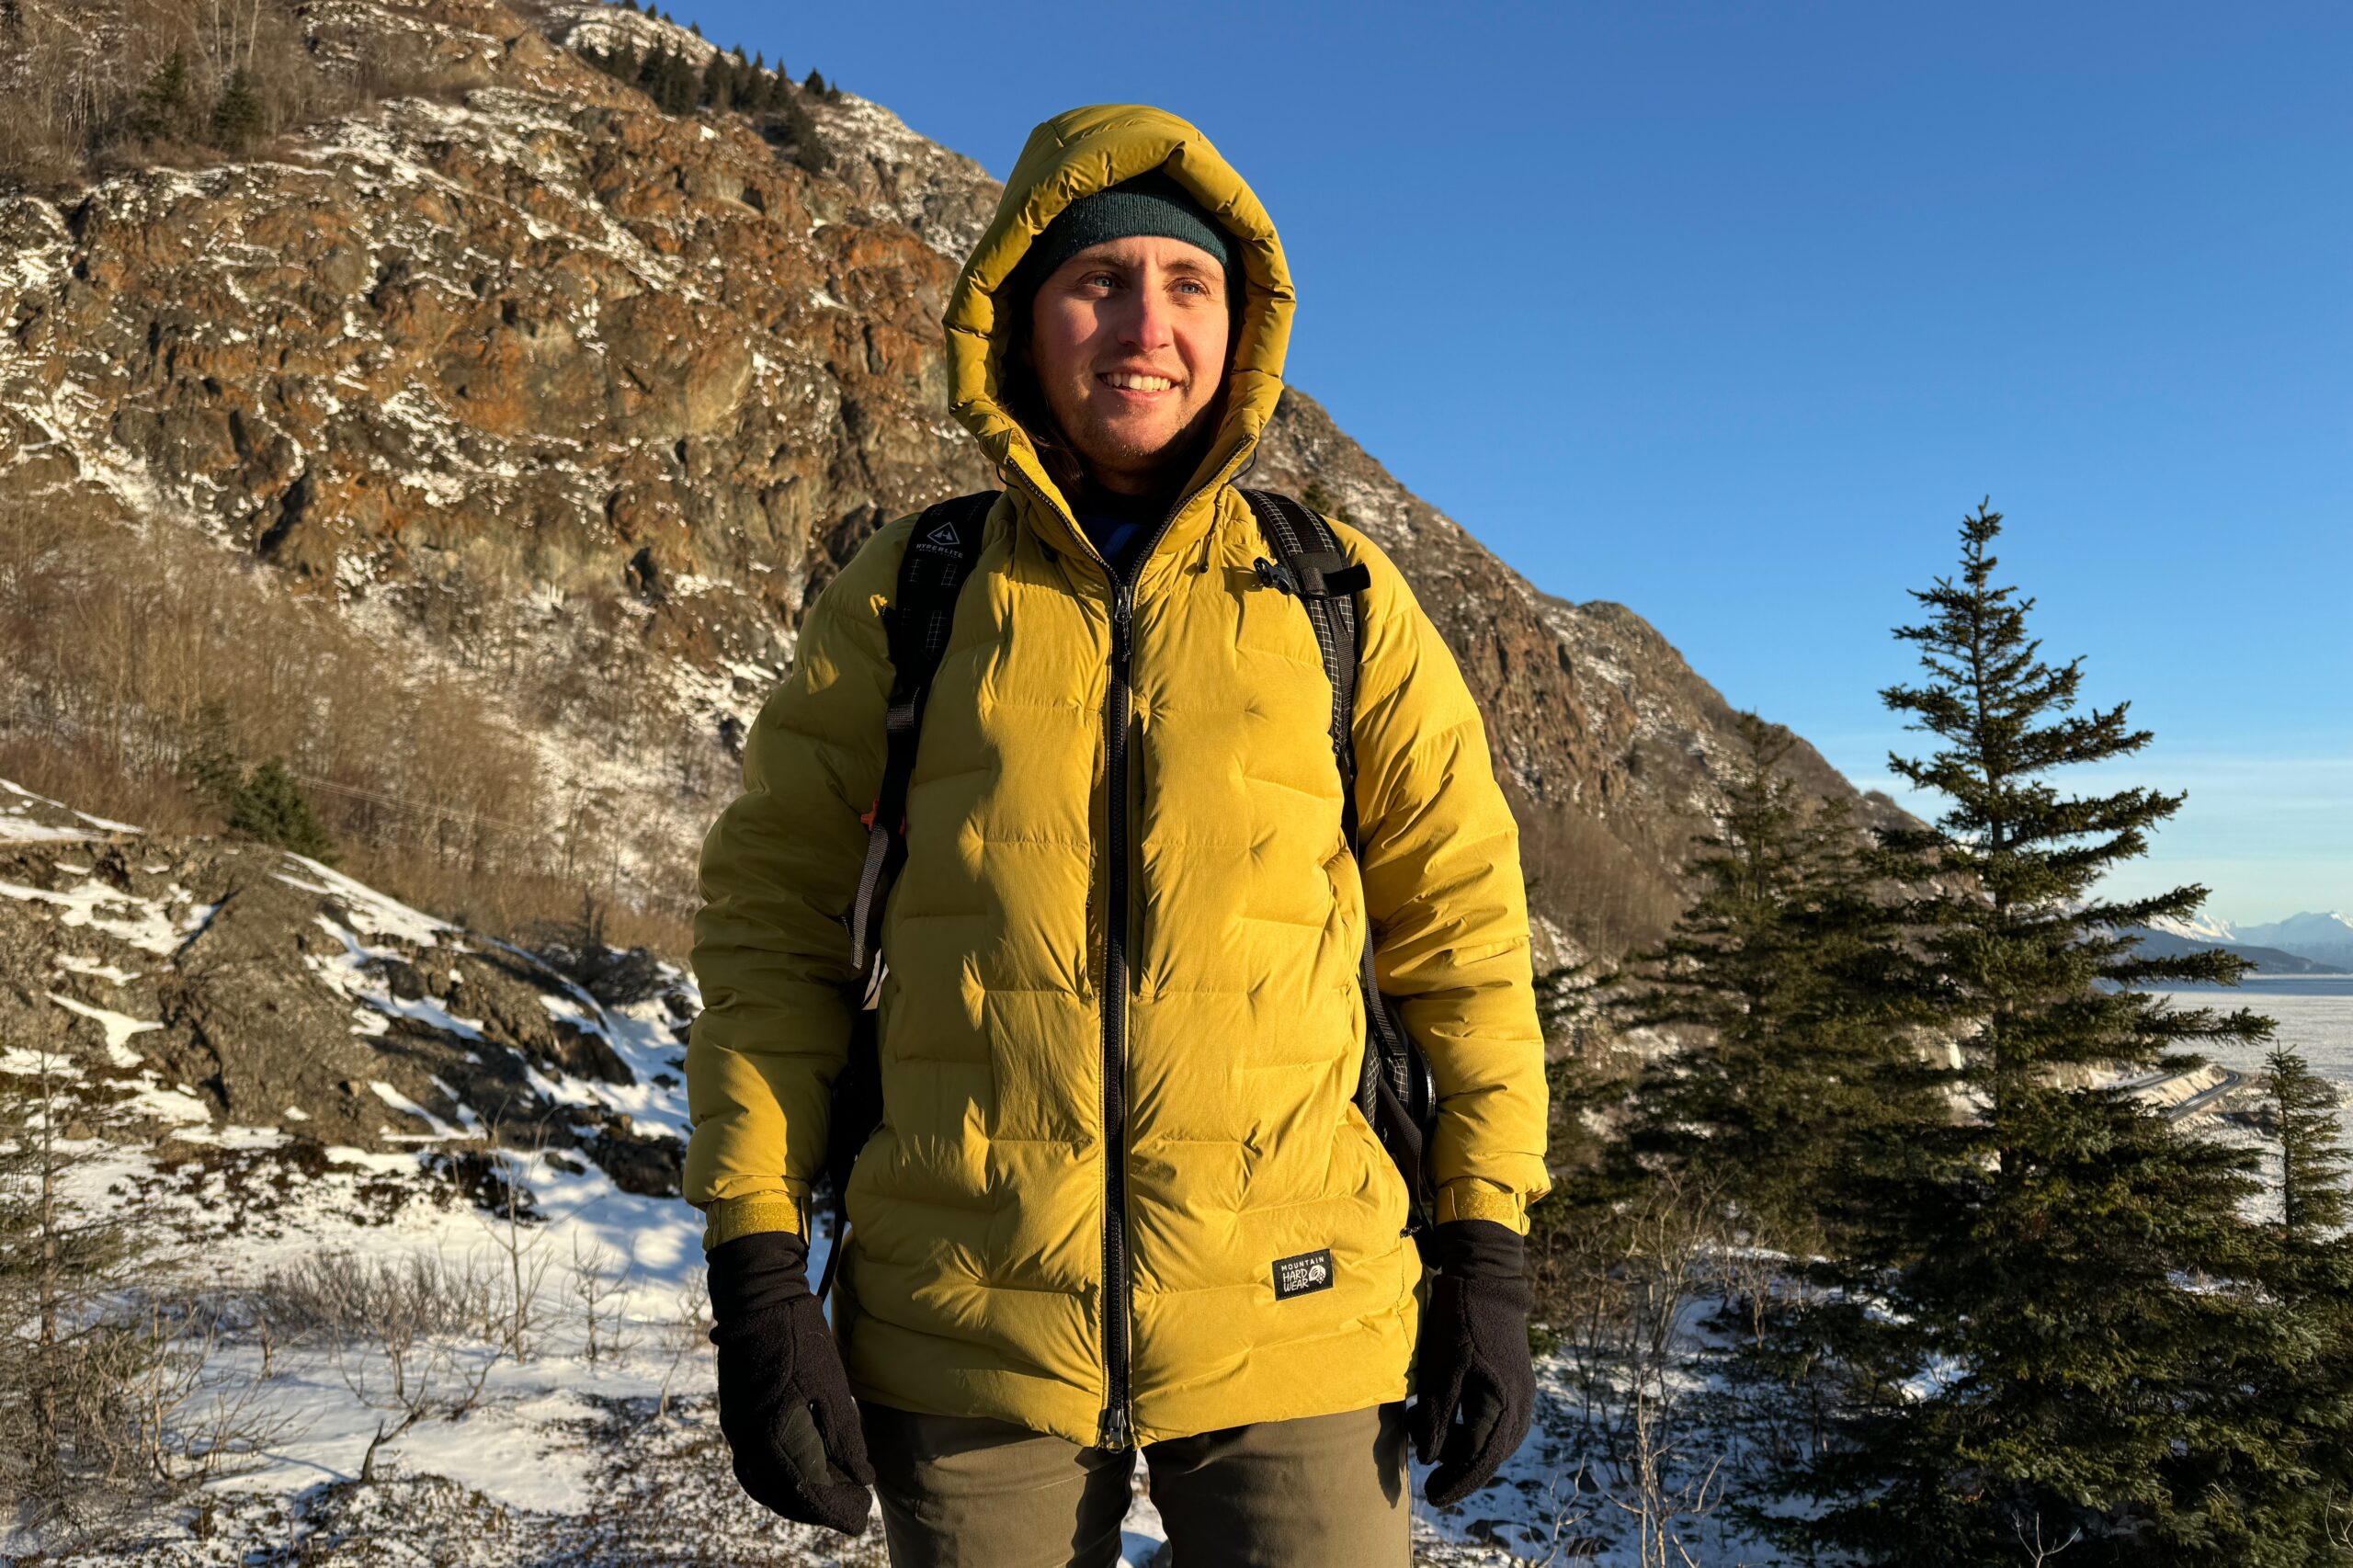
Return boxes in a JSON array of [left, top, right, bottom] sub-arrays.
[[1270, 1248, 1335, 1301]]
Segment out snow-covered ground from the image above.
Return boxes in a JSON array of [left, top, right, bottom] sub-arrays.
[[9, 786, 2334, 1565], [17, 1121, 1578, 1563], [21, 1113, 1569, 1565], [1, 800, 1558, 1564]]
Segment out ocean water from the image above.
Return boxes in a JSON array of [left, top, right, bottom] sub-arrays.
[[2149, 976, 2353, 1142]]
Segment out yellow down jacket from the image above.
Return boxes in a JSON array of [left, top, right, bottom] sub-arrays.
[[686, 104, 1550, 1449]]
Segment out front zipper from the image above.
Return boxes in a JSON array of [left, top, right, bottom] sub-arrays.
[[1094, 481, 1196, 1454], [1011, 465, 1240, 1453], [1097, 568, 1137, 1451]]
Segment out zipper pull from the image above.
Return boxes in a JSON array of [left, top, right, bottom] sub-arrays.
[[1111, 584, 1134, 671], [1098, 1405, 1134, 1450]]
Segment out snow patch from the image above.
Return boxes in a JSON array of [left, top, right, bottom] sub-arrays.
[[46, 991, 162, 1066], [371, 1079, 478, 1142], [0, 874, 210, 955], [278, 850, 454, 945], [54, 953, 142, 984]]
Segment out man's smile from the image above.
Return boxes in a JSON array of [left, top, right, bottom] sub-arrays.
[[1097, 370, 1180, 394]]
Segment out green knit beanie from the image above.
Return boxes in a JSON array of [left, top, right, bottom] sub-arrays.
[[1011, 169, 1239, 302]]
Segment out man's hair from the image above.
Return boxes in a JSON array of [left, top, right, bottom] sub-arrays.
[[998, 282, 1090, 500]]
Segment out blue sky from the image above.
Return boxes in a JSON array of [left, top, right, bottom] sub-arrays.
[[680, 0, 2349, 924]]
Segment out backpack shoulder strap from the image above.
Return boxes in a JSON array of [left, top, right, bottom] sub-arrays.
[[1239, 490, 1432, 1231], [824, 489, 995, 1303], [847, 489, 999, 979], [1237, 489, 1370, 788]]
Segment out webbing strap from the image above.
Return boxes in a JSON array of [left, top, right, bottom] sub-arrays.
[[1239, 492, 1429, 1208], [847, 491, 999, 977], [1240, 489, 1361, 778], [826, 490, 996, 1309]]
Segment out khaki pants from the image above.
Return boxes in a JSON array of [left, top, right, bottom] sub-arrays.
[[858, 1400, 1411, 1568]]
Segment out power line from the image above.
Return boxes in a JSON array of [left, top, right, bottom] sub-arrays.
[[284, 770, 548, 840]]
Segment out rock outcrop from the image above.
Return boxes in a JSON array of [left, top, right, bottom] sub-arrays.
[[0, 782, 693, 1199]]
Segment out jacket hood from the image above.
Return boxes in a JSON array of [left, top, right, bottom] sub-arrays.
[[945, 104, 1295, 565]]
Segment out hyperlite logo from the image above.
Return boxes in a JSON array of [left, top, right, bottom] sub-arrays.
[[1270, 1248, 1335, 1301], [914, 517, 962, 554]]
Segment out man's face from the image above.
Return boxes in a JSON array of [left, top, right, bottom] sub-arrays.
[[1025, 235, 1233, 495]]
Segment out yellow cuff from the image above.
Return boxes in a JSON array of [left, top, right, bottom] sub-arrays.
[[700, 1191, 806, 1250], [1434, 1178, 1528, 1234]]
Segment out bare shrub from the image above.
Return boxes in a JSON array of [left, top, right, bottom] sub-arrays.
[[1538, 1168, 1748, 1568], [119, 1293, 309, 1493], [0, 506, 696, 955], [340, 1329, 500, 1485], [656, 1266, 710, 1421], [251, 1245, 516, 1483], [475, 1137, 553, 1364], [0, 1038, 301, 1547], [255, 1248, 499, 1356], [0, 0, 501, 193], [571, 1234, 635, 1366], [525, 892, 672, 1006]]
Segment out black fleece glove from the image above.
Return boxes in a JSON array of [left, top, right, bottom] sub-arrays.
[[707, 1230, 875, 1536], [1408, 1218, 1536, 1507]]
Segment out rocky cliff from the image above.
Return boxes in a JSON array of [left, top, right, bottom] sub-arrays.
[[0, 778, 695, 1207], [0, 0, 1905, 971]]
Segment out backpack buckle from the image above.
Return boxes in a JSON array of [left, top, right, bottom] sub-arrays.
[[1256, 551, 1369, 600], [1253, 556, 1299, 596]]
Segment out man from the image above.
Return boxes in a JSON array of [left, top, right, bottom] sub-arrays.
[[686, 104, 1550, 1567]]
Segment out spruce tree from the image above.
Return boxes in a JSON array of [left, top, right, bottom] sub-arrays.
[[1772, 501, 2285, 1565], [1604, 711, 1949, 1254], [226, 759, 337, 864], [803, 67, 827, 97], [779, 91, 832, 176], [132, 48, 190, 141], [2268, 1045, 2350, 1248], [209, 67, 264, 153], [181, 699, 244, 815], [2250, 1047, 2353, 1553], [646, 46, 692, 115], [2146, 1046, 2353, 1562]]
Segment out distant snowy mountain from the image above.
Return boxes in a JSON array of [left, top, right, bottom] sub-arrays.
[[2234, 912, 2353, 970], [2150, 911, 2245, 946], [2127, 925, 2348, 977], [2145, 910, 2353, 975]]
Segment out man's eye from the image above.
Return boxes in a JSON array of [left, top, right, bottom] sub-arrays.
[[1082, 271, 1119, 289]]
